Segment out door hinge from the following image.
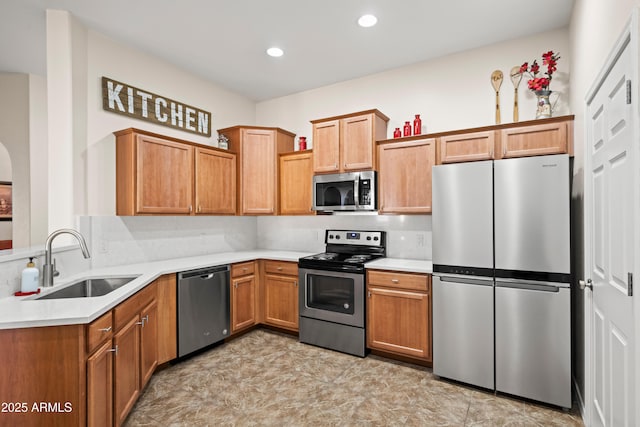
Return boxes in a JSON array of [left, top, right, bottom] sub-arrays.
[[628, 272, 633, 296], [626, 80, 632, 104]]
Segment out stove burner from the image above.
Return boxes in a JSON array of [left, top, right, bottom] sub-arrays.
[[343, 255, 372, 263], [311, 252, 338, 260]]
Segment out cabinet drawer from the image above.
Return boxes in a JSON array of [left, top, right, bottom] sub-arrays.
[[264, 260, 297, 276], [232, 261, 255, 277], [87, 310, 113, 354], [367, 270, 430, 292], [114, 284, 156, 331]]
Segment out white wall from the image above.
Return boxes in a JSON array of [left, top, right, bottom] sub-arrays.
[[0, 73, 30, 248], [256, 29, 570, 148]]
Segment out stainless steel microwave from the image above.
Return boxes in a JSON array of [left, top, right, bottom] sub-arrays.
[[312, 171, 376, 212]]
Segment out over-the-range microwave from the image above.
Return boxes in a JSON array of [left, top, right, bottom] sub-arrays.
[[312, 171, 376, 212]]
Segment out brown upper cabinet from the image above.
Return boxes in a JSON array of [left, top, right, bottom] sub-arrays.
[[311, 109, 389, 173], [217, 126, 295, 215], [434, 116, 574, 164], [378, 139, 436, 214], [279, 150, 315, 215], [115, 128, 236, 215]]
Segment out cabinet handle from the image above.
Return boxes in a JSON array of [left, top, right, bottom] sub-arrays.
[[99, 326, 112, 333], [277, 266, 283, 271], [198, 205, 202, 213], [294, 281, 298, 287], [143, 315, 149, 324], [334, 164, 338, 169], [189, 205, 193, 213], [136, 320, 144, 326], [234, 282, 238, 288], [489, 147, 493, 157], [242, 267, 248, 271], [502, 144, 506, 156], [391, 279, 400, 283], [367, 291, 371, 298], [108, 345, 119, 356]]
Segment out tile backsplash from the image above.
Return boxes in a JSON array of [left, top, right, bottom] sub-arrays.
[[0, 213, 432, 298]]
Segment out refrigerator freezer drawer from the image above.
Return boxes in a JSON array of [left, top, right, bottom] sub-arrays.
[[433, 274, 494, 390], [495, 284, 571, 408]]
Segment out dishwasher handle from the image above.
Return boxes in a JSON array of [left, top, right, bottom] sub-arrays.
[[178, 265, 230, 280]]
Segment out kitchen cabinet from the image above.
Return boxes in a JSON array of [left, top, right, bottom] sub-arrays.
[[194, 147, 237, 214], [500, 120, 571, 158], [217, 126, 295, 215], [432, 116, 573, 165], [366, 270, 432, 362], [311, 109, 389, 173], [113, 282, 157, 426], [87, 311, 115, 427], [378, 138, 436, 214], [231, 261, 257, 332], [115, 128, 236, 216], [437, 130, 497, 164], [156, 273, 177, 364], [0, 324, 85, 427], [263, 260, 299, 331], [279, 151, 314, 215]]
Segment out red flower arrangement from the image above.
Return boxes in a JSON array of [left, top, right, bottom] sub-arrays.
[[520, 51, 560, 92]]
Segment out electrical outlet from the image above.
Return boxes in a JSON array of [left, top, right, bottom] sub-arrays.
[[98, 239, 109, 254], [417, 233, 425, 247]]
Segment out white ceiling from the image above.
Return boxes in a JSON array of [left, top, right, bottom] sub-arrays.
[[0, 0, 574, 102]]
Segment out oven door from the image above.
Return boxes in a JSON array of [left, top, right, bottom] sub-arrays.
[[299, 268, 365, 328]]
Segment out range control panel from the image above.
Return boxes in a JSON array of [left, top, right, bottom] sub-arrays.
[[325, 230, 384, 247]]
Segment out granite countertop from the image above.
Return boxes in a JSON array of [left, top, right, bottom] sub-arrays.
[[0, 250, 432, 330]]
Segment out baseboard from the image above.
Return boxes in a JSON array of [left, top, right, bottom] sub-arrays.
[[573, 376, 588, 426]]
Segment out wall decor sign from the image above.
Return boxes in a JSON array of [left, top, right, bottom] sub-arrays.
[[102, 76, 212, 137], [0, 182, 12, 221]]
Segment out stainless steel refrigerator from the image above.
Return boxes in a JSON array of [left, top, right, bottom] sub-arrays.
[[432, 154, 572, 409]]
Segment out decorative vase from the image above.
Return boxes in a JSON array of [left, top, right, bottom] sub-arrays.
[[393, 128, 401, 138], [534, 90, 553, 119], [403, 121, 412, 137], [413, 114, 422, 135], [298, 136, 307, 150]]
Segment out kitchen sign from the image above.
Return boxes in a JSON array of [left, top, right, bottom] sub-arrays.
[[102, 77, 212, 137]]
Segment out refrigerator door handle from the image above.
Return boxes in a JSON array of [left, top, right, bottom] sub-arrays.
[[439, 275, 494, 286], [495, 280, 561, 293]]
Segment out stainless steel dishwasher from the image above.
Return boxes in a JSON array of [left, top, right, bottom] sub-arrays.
[[177, 265, 230, 357]]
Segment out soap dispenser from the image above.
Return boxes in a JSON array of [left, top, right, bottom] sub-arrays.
[[21, 257, 39, 293]]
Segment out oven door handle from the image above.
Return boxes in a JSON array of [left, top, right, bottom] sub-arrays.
[[354, 174, 360, 209]]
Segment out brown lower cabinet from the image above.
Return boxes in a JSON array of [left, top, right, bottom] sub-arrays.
[[263, 260, 299, 331], [231, 261, 257, 333], [366, 270, 432, 362]]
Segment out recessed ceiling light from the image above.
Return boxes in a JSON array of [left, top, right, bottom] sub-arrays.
[[266, 47, 284, 57], [358, 14, 377, 28]]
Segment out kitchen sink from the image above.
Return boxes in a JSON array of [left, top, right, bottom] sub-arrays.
[[35, 276, 140, 300]]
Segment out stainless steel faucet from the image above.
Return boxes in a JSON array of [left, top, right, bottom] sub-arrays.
[[43, 229, 91, 287]]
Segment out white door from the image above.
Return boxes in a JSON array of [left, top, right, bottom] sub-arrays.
[[585, 25, 637, 427]]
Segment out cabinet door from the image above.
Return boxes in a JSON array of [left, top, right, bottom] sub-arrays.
[[438, 131, 496, 164], [231, 274, 256, 332], [140, 300, 158, 389], [312, 119, 340, 173], [378, 139, 436, 214], [113, 316, 141, 426], [500, 121, 568, 158], [136, 134, 194, 214], [87, 340, 114, 427], [156, 274, 177, 364], [241, 129, 277, 214], [341, 114, 374, 171], [367, 286, 431, 360], [279, 152, 314, 215], [195, 147, 237, 214], [264, 274, 299, 331]]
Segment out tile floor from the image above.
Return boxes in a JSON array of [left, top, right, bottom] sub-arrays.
[[125, 329, 584, 426]]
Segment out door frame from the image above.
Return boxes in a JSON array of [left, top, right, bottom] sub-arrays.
[[583, 8, 640, 426]]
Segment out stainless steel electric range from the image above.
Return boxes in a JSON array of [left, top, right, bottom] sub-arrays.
[[298, 230, 386, 357]]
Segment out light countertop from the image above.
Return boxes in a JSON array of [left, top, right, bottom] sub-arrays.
[[0, 250, 432, 330]]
